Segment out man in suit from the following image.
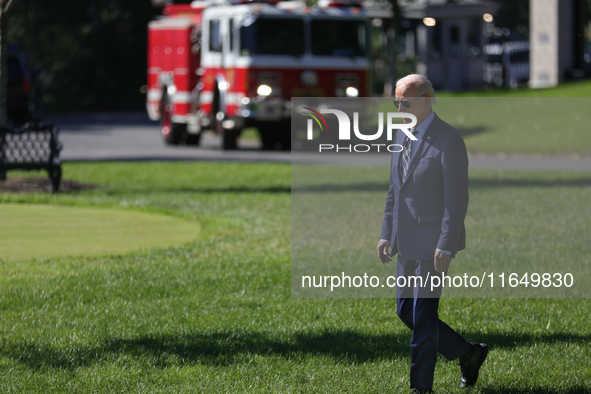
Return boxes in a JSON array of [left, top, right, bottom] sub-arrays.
[[376, 74, 487, 393]]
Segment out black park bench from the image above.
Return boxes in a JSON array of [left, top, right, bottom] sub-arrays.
[[0, 121, 63, 192]]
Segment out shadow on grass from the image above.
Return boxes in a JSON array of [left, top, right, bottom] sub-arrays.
[[2, 329, 590, 371], [469, 178, 591, 189], [0, 330, 408, 370], [461, 331, 591, 349], [293, 182, 386, 193], [457, 126, 489, 139], [293, 176, 591, 193], [165, 186, 291, 194], [480, 387, 591, 394], [114, 186, 292, 194]]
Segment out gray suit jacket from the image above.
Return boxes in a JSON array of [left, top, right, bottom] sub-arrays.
[[380, 113, 469, 261]]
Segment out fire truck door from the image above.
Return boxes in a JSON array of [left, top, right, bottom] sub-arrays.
[[205, 18, 223, 68], [224, 18, 236, 70]]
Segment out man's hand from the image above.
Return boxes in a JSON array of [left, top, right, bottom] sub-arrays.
[[377, 240, 392, 263], [434, 250, 451, 273]]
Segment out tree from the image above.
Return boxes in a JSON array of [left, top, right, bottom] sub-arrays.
[[383, 0, 401, 97], [0, 0, 17, 181], [7, 0, 159, 113]]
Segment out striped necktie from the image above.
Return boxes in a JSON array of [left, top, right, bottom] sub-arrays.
[[400, 128, 418, 181]]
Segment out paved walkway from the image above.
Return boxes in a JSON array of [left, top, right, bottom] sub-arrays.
[[47, 113, 591, 171]]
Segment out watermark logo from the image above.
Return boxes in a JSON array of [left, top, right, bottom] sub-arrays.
[[303, 107, 329, 135], [301, 107, 418, 153]]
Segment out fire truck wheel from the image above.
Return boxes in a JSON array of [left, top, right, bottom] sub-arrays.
[[279, 119, 291, 151], [259, 122, 290, 151], [280, 135, 291, 151], [164, 123, 184, 146], [185, 133, 201, 146], [161, 91, 182, 145], [222, 129, 238, 150], [259, 130, 276, 151], [257, 124, 275, 150]]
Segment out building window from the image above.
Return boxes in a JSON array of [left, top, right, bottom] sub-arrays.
[[429, 23, 442, 58], [468, 17, 481, 57], [449, 25, 460, 57]]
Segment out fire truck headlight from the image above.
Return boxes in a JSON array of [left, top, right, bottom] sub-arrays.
[[167, 85, 177, 95], [222, 120, 236, 129], [346, 87, 359, 97], [257, 84, 272, 96]]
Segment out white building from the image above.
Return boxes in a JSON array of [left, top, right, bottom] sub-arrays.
[[529, 0, 587, 88], [399, 0, 500, 90]]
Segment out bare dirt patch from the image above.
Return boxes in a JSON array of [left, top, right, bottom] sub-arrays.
[[0, 177, 98, 193]]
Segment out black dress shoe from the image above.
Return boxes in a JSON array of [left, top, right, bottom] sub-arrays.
[[459, 342, 488, 388], [411, 389, 434, 394]]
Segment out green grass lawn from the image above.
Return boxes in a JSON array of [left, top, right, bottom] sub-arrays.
[[0, 162, 590, 393], [0, 204, 201, 260], [438, 79, 591, 98], [364, 95, 591, 155], [292, 167, 591, 298], [435, 97, 591, 155], [438, 79, 591, 155]]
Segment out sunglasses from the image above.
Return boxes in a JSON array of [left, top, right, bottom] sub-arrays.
[[393, 94, 426, 109]]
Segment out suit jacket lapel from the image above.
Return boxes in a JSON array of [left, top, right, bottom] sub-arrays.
[[401, 114, 442, 187]]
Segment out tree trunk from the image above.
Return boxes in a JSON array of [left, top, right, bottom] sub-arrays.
[[0, 5, 7, 181], [383, 0, 401, 97]]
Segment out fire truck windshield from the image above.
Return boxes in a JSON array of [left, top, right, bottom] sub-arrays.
[[240, 17, 305, 56], [311, 19, 368, 57]]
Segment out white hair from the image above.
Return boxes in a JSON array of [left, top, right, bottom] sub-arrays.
[[396, 74, 437, 104]]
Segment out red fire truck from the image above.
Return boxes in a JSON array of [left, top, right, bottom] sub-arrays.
[[147, 0, 371, 150]]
